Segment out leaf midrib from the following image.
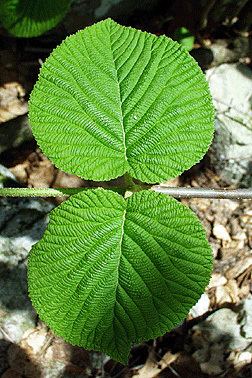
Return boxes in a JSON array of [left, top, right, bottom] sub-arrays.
[[108, 23, 128, 163], [115, 208, 126, 292], [112, 208, 127, 351]]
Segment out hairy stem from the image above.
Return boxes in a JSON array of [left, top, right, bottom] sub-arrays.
[[153, 186, 252, 199], [1, 186, 252, 199], [0, 188, 83, 197]]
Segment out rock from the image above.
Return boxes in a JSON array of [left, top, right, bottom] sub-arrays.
[[191, 307, 252, 375], [22, 328, 48, 354], [0, 82, 27, 124], [215, 279, 239, 305], [190, 293, 210, 318], [213, 223, 231, 241], [210, 38, 252, 66], [0, 197, 53, 267], [0, 116, 32, 155], [0, 165, 17, 188], [0, 197, 54, 343], [230, 351, 252, 370], [206, 63, 252, 187], [197, 308, 250, 350], [11, 328, 91, 378], [1, 311, 35, 344], [0, 193, 91, 376], [0, 81, 32, 155], [199, 344, 225, 375], [233, 231, 247, 241], [208, 273, 227, 288], [241, 295, 252, 339]]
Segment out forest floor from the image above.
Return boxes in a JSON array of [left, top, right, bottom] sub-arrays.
[[1, 144, 252, 378]]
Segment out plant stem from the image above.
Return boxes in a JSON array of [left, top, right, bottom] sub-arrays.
[[1, 186, 252, 199], [153, 186, 252, 199], [0, 188, 83, 197]]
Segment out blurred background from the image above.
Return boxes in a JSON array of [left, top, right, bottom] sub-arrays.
[[0, 1, 252, 377]]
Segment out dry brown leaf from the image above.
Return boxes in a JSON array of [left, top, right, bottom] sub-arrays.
[[225, 256, 252, 280], [0, 82, 27, 123], [215, 279, 239, 305], [132, 351, 178, 378]]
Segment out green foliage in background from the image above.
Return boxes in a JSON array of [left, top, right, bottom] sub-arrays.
[[174, 26, 195, 51], [0, 0, 71, 38], [27, 19, 214, 363]]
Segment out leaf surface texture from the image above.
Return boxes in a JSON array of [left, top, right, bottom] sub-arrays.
[[28, 189, 212, 362], [29, 19, 214, 182]]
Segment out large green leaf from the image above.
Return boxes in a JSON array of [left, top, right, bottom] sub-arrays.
[[0, 0, 71, 38], [29, 18, 214, 183], [28, 189, 212, 362]]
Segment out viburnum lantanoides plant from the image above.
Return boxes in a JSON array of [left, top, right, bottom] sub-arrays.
[[26, 19, 214, 362]]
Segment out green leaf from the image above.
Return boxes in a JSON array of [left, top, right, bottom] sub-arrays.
[[29, 18, 214, 183], [28, 189, 212, 363], [174, 27, 195, 51], [0, 0, 71, 38]]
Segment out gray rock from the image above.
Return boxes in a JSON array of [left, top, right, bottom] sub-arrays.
[[0, 197, 53, 267], [0, 115, 33, 155], [194, 308, 250, 350], [191, 306, 252, 375], [206, 63, 252, 187], [210, 37, 252, 66], [0, 165, 17, 188], [241, 295, 252, 339], [0, 197, 54, 343]]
